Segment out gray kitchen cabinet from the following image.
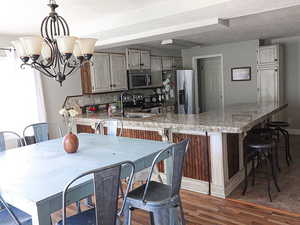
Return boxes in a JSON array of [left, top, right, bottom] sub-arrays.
[[126, 49, 141, 70], [173, 57, 183, 69], [81, 53, 128, 94], [110, 54, 128, 91], [162, 56, 173, 70], [151, 56, 163, 87], [91, 53, 111, 93], [257, 45, 279, 65], [126, 48, 151, 70], [257, 44, 284, 105], [140, 50, 151, 69]]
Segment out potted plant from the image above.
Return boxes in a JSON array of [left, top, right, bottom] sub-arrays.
[[59, 108, 79, 153]]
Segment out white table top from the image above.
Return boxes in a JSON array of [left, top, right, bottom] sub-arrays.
[[0, 133, 170, 206]]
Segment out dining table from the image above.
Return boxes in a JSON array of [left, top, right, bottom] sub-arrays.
[[0, 133, 173, 225]]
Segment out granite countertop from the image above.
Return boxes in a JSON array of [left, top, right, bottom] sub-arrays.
[[75, 102, 287, 133]]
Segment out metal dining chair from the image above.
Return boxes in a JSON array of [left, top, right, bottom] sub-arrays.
[[95, 119, 123, 136], [96, 119, 163, 189], [23, 122, 62, 145], [0, 195, 32, 225], [123, 139, 189, 225], [0, 131, 24, 151], [56, 161, 135, 225]]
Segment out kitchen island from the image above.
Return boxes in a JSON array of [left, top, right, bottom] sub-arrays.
[[75, 102, 287, 198]]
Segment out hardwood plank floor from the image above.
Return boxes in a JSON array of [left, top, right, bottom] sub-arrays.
[[51, 190, 300, 225]]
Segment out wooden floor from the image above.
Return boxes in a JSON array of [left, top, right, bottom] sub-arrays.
[[51, 190, 300, 225]]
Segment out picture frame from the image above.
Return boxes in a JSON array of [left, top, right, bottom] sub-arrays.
[[231, 67, 251, 81]]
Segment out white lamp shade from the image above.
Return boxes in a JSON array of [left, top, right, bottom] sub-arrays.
[[20, 36, 43, 56], [73, 42, 83, 57], [77, 38, 97, 55], [41, 42, 52, 60], [56, 36, 77, 54], [11, 40, 27, 57]]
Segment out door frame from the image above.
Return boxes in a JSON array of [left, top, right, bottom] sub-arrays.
[[192, 54, 224, 113]]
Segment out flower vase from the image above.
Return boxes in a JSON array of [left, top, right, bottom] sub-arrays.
[[63, 132, 79, 153]]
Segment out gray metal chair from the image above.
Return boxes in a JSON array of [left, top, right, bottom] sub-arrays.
[[56, 161, 135, 225], [95, 119, 123, 136], [0, 195, 32, 225], [23, 122, 62, 145], [123, 139, 189, 225], [0, 131, 24, 151]]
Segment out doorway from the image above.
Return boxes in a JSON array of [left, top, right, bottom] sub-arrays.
[[194, 55, 223, 113]]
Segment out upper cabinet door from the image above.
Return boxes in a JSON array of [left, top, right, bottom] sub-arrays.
[[110, 54, 128, 91], [257, 67, 279, 104], [127, 49, 141, 70], [257, 45, 279, 65], [91, 53, 111, 93], [173, 57, 183, 69], [162, 56, 173, 70], [151, 56, 162, 86], [140, 50, 151, 69]]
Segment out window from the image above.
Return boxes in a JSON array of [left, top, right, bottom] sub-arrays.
[[0, 54, 44, 134]]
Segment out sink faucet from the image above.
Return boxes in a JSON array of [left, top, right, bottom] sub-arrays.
[[120, 91, 132, 117]]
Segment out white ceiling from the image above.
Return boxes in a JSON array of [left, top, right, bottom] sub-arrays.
[[1, 0, 300, 48], [141, 5, 300, 49]]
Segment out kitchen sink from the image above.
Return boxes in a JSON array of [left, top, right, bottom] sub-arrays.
[[124, 112, 156, 119]]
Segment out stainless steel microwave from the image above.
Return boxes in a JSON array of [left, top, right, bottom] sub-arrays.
[[128, 70, 152, 89]]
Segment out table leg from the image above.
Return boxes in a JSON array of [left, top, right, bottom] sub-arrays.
[[32, 203, 52, 225]]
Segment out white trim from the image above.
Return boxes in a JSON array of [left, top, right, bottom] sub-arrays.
[[192, 54, 224, 113]]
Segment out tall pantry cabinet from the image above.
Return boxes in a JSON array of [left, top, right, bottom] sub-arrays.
[[257, 45, 284, 105]]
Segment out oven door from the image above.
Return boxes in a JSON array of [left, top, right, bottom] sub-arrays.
[[129, 73, 151, 89]]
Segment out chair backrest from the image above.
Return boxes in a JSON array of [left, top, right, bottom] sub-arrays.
[[0, 195, 22, 225], [142, 139, 189, 202], [23, 123, 62, 145], [62, 161, 135, 225], [95, 119, 123, 137], [0, 131, 23, 152]]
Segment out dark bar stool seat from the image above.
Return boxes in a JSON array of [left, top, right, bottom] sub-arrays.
[[243, 133, 280, 202], [266, 121, 291, 166]]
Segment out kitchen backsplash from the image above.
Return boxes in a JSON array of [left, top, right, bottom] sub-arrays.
[[64, 89, 158, 109]]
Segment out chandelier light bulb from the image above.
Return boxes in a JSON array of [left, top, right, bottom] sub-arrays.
[[11, 40, 27, 57], [77, 38, 97, 55], [19, 36, 43, 56], [73, 42, 83, 58], [56, 36, 77, 55], [41, 42, 52, 60]]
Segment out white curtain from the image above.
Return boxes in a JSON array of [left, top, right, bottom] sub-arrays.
[[0, 49, 47, 134]]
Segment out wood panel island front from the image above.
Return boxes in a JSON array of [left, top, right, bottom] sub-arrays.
[[75, 102, 287, 198]]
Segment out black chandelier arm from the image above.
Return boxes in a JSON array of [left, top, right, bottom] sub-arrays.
[[65, 64, 82, 77], [31, 62, 56, 78]]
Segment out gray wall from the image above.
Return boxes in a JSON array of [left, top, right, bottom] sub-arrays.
[[182, 40, 259, 105], [271, 36, 300, 129], [41, 70, 82, 134]]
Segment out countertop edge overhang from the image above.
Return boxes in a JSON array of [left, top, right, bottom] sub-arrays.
[[75, 103, 288, 134]]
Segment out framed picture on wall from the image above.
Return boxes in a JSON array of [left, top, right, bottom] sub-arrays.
[[231, 67, 251, 81]]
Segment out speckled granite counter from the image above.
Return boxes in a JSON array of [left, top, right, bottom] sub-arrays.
[[76, 102, 287, 133]]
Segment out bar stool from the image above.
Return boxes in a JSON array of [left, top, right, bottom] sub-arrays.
[[266, 121, 291, 166], [243, 133, 280, 202]]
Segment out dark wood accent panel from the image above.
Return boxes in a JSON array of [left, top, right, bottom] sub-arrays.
[[227, 133, 240, 178], [76, 124, 95, 134], [80, 62, 92, 94], [121, 128, 164, 172], [172, 133, 210, 181]]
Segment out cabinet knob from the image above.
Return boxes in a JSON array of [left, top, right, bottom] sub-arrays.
[[274, 59, 278, 62]]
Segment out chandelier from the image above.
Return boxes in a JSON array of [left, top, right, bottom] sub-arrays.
[[11, 0, 97, 86]]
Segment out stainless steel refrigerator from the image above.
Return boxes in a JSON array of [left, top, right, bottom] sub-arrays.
[[176, 70, 195, 114]]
